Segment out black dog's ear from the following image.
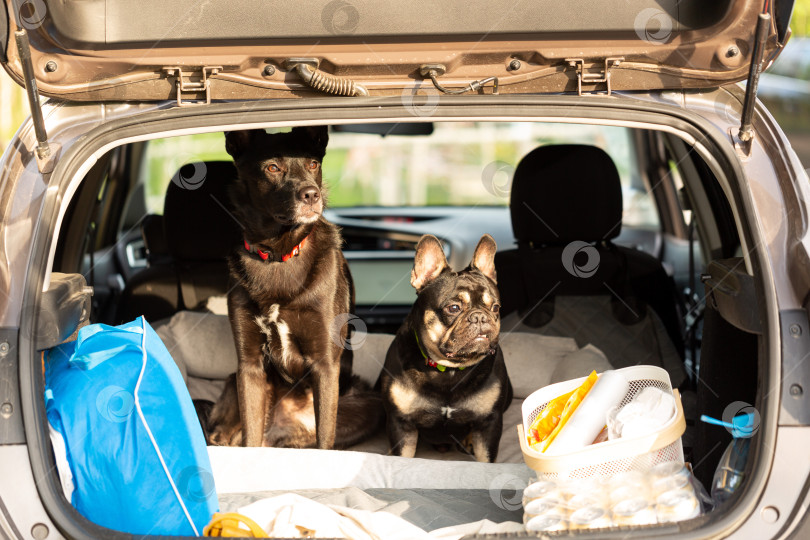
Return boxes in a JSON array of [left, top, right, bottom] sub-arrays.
[[411, 235, 449, 291], [292, 126, 329, 151], [224, 129, 265, 159], [470, 234, 497, 283]]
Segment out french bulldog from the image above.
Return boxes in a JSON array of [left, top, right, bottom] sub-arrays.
[[379, 234, 513, 462]]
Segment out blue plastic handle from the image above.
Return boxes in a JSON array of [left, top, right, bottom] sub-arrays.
[[700, 413, 757, 438]]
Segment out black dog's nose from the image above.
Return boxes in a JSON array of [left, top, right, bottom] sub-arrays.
[[468, 311, 489, 325], [298, 187, 320, 205]]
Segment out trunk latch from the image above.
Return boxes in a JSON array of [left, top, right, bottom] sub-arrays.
[[418, 64, 499, 95], [566, 58, 623, 96], [162, 66, 222, 106]]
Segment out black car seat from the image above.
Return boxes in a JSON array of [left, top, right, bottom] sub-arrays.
[[141, 214, 171, 266], [118, 161, 241, 323], [495, 145, 687, 387]]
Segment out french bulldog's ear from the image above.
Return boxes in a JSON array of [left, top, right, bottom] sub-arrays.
[[411, 235, 449, 291], [470, 234, 497, 283], [292, 126, 329, 151], [224, 129, 265, 159]]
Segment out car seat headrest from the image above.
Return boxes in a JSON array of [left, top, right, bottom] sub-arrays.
[[163, 161, 242, 262], [510, 144, 623, 245]]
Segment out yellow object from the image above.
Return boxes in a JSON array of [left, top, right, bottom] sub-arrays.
[[540, 370, 598, 453], [526, 389, 575, 449], [529, 371, 598, 453], [204, 512, 268, 538]]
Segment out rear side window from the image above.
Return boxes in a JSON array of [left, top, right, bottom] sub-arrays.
[[139, 133, 230, 215]]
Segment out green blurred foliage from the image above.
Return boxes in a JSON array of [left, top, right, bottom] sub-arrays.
[[793, 0, 810, 37], [0, 81, 27, 150]]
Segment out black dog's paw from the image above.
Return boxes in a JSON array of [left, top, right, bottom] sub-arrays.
[[193, 399, 215, 443]]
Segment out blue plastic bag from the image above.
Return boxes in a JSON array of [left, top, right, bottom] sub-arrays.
[[44, 317, 218, 536]]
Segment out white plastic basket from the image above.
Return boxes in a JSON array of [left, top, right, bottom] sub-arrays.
[[517, 365, 685, 480]]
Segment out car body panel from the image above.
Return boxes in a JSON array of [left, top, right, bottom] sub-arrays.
[[0, 92, 806, 539], [0, 445, 61, 540], [0, 0, 792, 101], [0, 3, 805, 539]]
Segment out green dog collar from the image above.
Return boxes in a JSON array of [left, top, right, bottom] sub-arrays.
[[414, 329, 464, 372]]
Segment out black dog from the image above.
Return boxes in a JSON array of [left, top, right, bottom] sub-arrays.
[[379, 234, 513, 462], [208, 126, 381, 449]]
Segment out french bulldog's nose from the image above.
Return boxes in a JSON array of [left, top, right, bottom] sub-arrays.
[[297, 186, 320, 205], [468, 311, 489, 325]]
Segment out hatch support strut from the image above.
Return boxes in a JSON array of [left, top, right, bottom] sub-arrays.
[[737, 11, 772, 144], [14, 29, 51, 163]]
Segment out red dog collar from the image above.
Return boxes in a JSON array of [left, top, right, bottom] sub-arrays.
[[244, 235, 308, 262]]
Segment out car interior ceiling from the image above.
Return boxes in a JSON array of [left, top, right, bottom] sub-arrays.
[[46, 120, 760, 524]]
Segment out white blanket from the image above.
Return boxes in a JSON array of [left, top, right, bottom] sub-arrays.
[[209, 446, 535, 493], [210, 447, 534, 538], [236, 493, 524, 539]]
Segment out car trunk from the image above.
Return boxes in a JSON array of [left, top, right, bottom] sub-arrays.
[[4, 91, 789, 538]]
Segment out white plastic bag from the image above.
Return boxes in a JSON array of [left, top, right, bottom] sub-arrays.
[[607, 387, 676, 440]]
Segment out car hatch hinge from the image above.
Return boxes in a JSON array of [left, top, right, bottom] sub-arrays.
[[565, 57, 623, 96], [162, 66, 221, 106]]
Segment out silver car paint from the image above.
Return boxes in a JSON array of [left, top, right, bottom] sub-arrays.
[[0, 90, 808, 539]]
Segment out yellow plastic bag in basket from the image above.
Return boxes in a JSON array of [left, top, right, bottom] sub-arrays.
[[529, 371, 598, 453], [526, 389, 575, 449]]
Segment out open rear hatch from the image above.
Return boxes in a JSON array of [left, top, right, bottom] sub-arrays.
[[0, 0, 796, 102]]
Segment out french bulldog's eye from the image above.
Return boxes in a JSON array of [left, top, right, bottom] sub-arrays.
[[446, 304, 461, 314], [267, 163, 281, 173], [492, 304, 501, 313], [307, 160, 320, 170]]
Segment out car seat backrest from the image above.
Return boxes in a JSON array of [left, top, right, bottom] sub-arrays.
[[118, 161, 241, 323], [498, 144, 635, 316], [163, 161, 242, 262], [164, 161, 242, 311], [495, 144, 685, 384], [141, 214, 170, 265]]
